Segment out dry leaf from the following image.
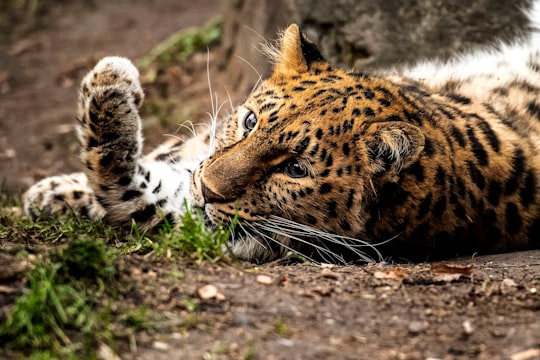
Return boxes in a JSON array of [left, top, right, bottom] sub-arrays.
[[373, 267, 407, 280], [431, 263, 473, 275], [433, 273, 463, 282]]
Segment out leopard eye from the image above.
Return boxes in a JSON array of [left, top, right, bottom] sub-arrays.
[[283, 158, 308, 178], [242, 111, 258, 131]]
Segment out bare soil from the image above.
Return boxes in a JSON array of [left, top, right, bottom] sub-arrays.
[[0, 1, 539, 359]]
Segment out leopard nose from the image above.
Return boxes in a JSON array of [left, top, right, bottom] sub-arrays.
[[200, 181, 226, 204]]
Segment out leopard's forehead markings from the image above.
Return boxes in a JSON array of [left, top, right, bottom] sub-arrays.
[[253, 89, 281, 105], [253, 78, 398, 140]]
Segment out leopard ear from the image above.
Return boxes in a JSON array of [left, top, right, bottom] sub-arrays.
[[275, 24, 326, 74], [365, 122, 425, 173]]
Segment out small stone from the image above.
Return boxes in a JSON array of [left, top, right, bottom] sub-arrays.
[[152, 341, 169, 351], [502, 278, 517, 287], [462, 320, 474, 335], [97, 342, 121, 360], [529, 287, 537, 294], [329, 337, 344, 346], [408, 320, 427, 334], [277, 338, 294, 347], [4, 149, 15, 158], [197, 284, 218, 299], [256, 274, 273, 285]]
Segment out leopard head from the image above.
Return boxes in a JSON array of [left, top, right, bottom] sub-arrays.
[[191, 24, 425, 263]]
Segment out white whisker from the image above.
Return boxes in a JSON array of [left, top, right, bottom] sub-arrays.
[[239, 221, 268, 250], [241, 24, 267, 43], [206, 99, 229, 155], [264, 216, 386, 262], [234, 55, 263, 93], [225, 87, 235, 112], [170, 120, 198, 138], [247, 223, 320, 263], [256, 222, 350, 264], [206, 49, 216, 120], [206, 49, 220, 154], [369, 179, 377, 197]]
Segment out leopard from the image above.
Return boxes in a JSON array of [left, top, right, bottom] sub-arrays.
[[23, 6, 540, 263]]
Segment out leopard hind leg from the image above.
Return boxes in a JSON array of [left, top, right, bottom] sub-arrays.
[[23, 172, 105, 220]]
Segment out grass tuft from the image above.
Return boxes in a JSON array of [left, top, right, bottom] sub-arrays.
[[0, 259, 96, 354], [274, 318, 290, 337], [50, 237, 119, 285], [123, 203, 237, 263], [139, 16, 222, 71], [161, 205, 236, 263]]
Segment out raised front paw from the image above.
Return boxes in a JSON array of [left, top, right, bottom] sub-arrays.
[[23, 173, 106, 220], [80, 56, 143, 109], [77, 57, 145, 182]]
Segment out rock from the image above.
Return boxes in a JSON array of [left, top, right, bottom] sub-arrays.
[[152, 341, 170, 351], [462, 320, 474, 335], [197, 284, 220, 299], [256, 274, 273, 285], [221, 0, 530, 96], [502, 278, 518, 287], [97, 342, 121, 360], [408, 320, 428, 334]]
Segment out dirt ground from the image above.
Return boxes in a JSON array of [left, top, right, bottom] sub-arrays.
[[0, 1, 539, 359]]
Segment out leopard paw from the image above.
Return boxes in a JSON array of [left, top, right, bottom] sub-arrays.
[[77, 57, 145, 180], [79, 56, 143, 108], [23, 172, 105, 220]]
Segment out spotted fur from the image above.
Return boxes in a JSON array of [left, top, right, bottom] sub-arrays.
[[24, 57, 209, 230], [24, 6, 540, 263]]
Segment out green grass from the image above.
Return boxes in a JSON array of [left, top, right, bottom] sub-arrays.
[[120, 200, 235, 263], [0, 0, 43, 34], [0, 0, 38, 15], [139, 16, 222, 71], [274, 318, 290, 337], [0, 240, 113, 358], [0, 193, 235, 358], [153, 205, 236, 263]]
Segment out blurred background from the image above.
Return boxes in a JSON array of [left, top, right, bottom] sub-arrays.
[[0, 0, 532, 193]]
